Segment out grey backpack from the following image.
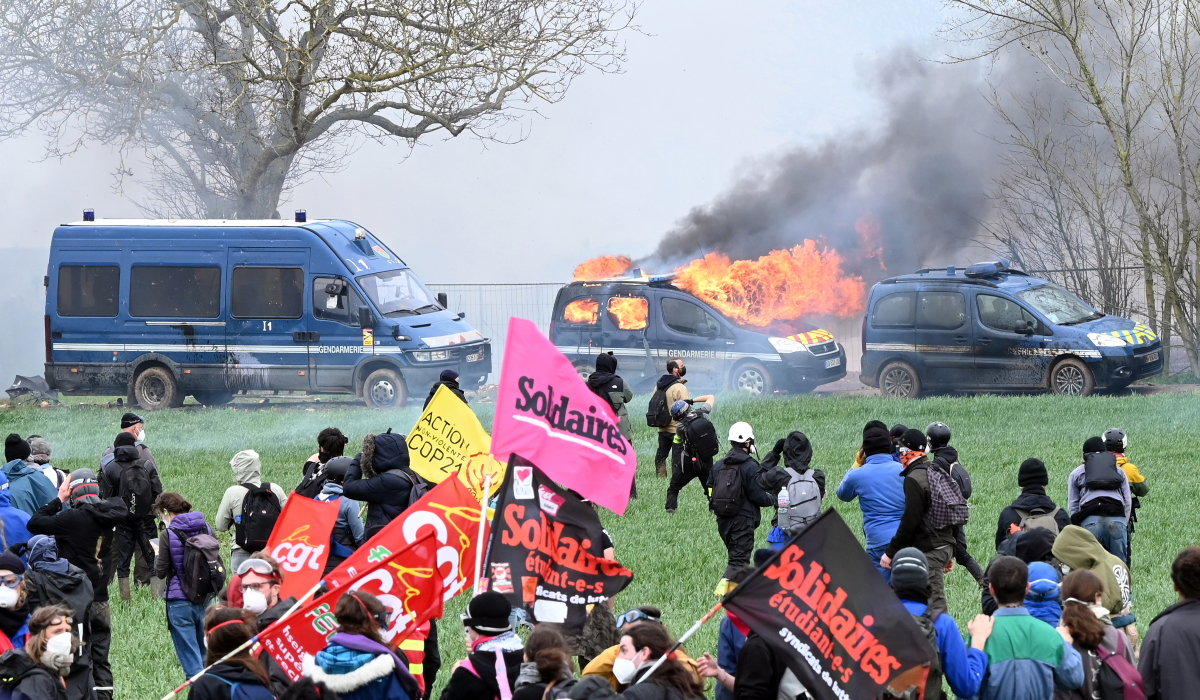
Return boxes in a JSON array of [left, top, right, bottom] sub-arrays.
[[778, 467, 821, 534], [1014, 507, 1062, 537]]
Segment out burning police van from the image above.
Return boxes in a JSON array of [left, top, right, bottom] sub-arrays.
[[550, 276, 847, 395]]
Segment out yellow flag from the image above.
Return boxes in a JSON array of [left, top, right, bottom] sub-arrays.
[[406, 384, 505, 501]]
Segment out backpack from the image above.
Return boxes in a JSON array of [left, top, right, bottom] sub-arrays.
[[1013, 506, 1062, 537], [682, 414, 720, 459], [397, 469, 429, 509], [923, 464, 969, 530], [543, 678, 577, 700], [294, 460, 327, 499], [235, 483, 282, 552], [1096, 633, 1145, 700], [710, 459, 746, 518], [117, 459, 155, 517], [1084, 452, 1125, 491], [170, 527, 225, 604], [882, 609, 943, 700], [212, 674, 275, 700], [646, 387, 673, 428], [778, 467, 821, 534]]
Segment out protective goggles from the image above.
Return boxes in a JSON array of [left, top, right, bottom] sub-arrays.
[[616, 609, 660, 629], [235, 558, 279, 579], [0, 573, 21, 589]]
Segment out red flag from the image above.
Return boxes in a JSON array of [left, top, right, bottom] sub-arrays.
[[325, 476, 488, 604], [259, 531, 443, 682], [264, 494, 341, 600]]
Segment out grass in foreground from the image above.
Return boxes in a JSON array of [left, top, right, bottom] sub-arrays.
[[1, 391, 1198, 698]]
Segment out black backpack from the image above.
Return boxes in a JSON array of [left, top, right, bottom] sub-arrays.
[[171, 527, 225, 604], [646, 388, 672, 428], [882, 608, 943, 700], [710, 459, 746, 518], [235, 483, 282, 552], [682, 414, 720, 460], [1084, 452, 1125, 490], [294, 460, 327, 499], [397, 469, 429, 509], [118, 459, 155, 517]]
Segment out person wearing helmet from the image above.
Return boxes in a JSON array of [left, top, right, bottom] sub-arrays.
[[925, 422, 986, 589], [314, 456, 364, 575], [1104, 428, 1147, 566], [836, 423, 906, 582], [665, 396, 717, 515], [707, 423, 774, 591]]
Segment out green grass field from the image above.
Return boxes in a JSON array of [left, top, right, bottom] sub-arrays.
[[2, 391, 1198, 698]]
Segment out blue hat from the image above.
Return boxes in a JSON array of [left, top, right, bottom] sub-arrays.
[[1026, 561, 1061, 602]]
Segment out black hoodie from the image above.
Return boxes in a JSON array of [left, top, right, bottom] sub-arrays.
[[0, 649, 68, 700], [98, 444, 164, 513], [343, 432, 417, 539], [994, 488, 1071, 549], [424, 378, 467, 410], [187, 662, 273, 700], [27, 497, 128, 603], [656, 374, 682, 392]]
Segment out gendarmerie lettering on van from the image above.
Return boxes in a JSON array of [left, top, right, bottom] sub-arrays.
[[860, 259, 1162, 398], [550, 276, 847, 395], [46, 215, 491, 409]]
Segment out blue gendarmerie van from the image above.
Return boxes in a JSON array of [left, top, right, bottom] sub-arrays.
[[44, 214, 491, 409], [860, 260, 1163, 397]]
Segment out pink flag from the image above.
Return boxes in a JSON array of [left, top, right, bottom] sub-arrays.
[[492, 317, 636, 514]]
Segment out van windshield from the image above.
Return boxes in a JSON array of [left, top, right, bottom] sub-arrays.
[[1017, 284, 1102, 325], [356, 269, 442, 317]]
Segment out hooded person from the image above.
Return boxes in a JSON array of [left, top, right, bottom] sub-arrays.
[[214, 449, 288, 572], [439, 592, 524, 700], [343, 431, 419, 541], [314, 456, 365, 575], [98, 431, 163, 602], [1024, 561, 1062, 627], [1052, 525, 1136, 638], [0, 552, 31, 652], [836, 423, 906, 583], [2, 434, 58, 517], [423, 368, 468, 409], [995, 458, 1071, 549], [19, 535, 95, 700], [587, 353, 634, 441], [25, 437, 66, 491], [0, 473, 32, 551], [27, 468, 127, 700], [982, 527, 1063, 616], [758, 431, 826, 548], [296, 426, 350, 499], [0, 604, 77, 700]]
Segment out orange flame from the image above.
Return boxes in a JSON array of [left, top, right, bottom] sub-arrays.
[[673, 242, 865, 324], [563, 298, 598, 324], [574, 255, 632, 281], [607, 297, 647, 329]]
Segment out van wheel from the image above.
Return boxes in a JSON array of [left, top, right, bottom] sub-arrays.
[[133, 367, 184, 410], [194, 390, 235, 406], [1050, 358, 1094, 396], [733, 361, 774, 396], [363, 368, 407, 409], [879, 361, 921, 399]]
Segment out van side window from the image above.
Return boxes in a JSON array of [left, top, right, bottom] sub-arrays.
[[313, 277, 362, 327], [662, 297, 722, 336], [563, 298, 599, 325], [916, 291, 966, 330], [871, 292, 915, 327], [129, 266, 221, 318], [58, 265, 119, 317], [977, 294, 1038, 333], [232, 267, 304, 319], [607, 296, 648, 330]]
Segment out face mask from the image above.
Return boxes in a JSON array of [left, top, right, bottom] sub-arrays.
[[676, 366, 687, 377], [137, 428, 147, 443], [41, 633, 73, 675], [46, 632, 72, 656], [242, 588, 268, 614], [0, 585, 18, 609], [612, 656, 640, 685]]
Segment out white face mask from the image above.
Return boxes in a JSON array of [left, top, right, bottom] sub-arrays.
[[242, 588, 268, 614], [45, 632, 72, 656], [0, 585, 19, 609], [612, 656, 640, 685], [137, 428, 146, 443]]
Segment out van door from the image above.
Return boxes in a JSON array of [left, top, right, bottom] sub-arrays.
[[973, 292, 1047, 387], [601, 294, 652, 378], [126, 252, 227, 373], [309, 276, 369, 390], [913, 289, 975, 388], [657, 294, 727, 389], [226, 250, 309, 391]]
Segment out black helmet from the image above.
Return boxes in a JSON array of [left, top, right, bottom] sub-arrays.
[[1103, 428, 1127, 452], [925, 422, 951, 449], [325, 456, 354, 484]]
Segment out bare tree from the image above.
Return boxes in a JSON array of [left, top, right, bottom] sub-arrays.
[[0, 0, 636, 218]]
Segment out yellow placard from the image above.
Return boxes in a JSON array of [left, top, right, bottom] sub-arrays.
[[362, 329, 374, 346], [406, 385, 505, 501]]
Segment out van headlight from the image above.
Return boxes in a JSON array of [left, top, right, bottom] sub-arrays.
[[412, 350, 452, 362], [768, 337, 807, 354], [1087, 332, 1126, 347]]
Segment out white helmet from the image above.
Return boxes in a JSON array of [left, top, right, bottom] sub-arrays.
[[728, 422, 755, 444]]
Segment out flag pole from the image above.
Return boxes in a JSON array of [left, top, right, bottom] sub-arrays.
[[634, 600, 726, 685], [472, 473, 493, 596], [158, 579, 326, 700]]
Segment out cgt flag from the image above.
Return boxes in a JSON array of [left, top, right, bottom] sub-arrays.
[[492, 317, 636, 515], [723, 510, 935, 700], [265, 494, 340, 600], [259, 531, 443, 682], [407, 384, 506, 501], [484, 458, 633, 635]]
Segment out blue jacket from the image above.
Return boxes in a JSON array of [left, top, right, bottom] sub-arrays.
[[316, 483, 366, 554], [835, 454, 905, 551], [716, 614, 747, 700], [970, 606, 1084, 700], [0, 474, 31, 551], [900, 600, 987, 698], [311, 634, 418, 700], [1025, 562, 1062, 628], [0, 461, 57, 518]]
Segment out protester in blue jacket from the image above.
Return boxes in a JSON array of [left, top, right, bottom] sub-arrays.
[[836, 423, 906, 582], [1025, 561, 1062, 627], [2, 435, 58, 517], [891, 548, 991, 699], [0, 473, 31, 550]]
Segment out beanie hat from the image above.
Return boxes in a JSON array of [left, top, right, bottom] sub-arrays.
[[0, 552, 25, 575], [899, 429, 927, 452], [120, 412, 145, 429], [1083, 436, 1105, 455], [864, 420, 888, 434], [890, 547, 929, 601], [68, 468, 101, 505], [462, 591, 512, 634], [862, 427, 893, 457], [1026, 561, 1061, 602], [114, 432, 137, 448], [27, 437, 52, 464], [1018, 458, 1048, 489], [439, 369, 459, 382], [3, 434, 30, 463]]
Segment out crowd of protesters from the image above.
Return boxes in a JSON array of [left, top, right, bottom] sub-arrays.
[[0, 354, 1195, 700]]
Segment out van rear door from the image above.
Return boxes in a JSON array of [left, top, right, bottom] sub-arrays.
[[226, 249, 309, 391]]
